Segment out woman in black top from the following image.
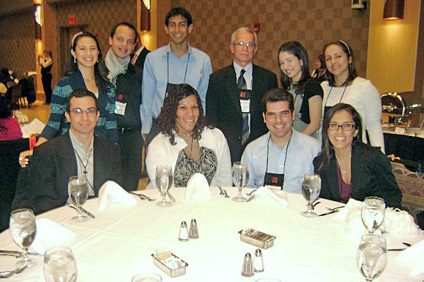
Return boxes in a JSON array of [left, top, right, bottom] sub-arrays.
[[38, 50, 53, 105]]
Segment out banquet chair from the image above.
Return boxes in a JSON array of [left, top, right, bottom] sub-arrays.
[[8, 84, 23, 110], [0, 138, 29, 232], [391, 161, 424, 223]]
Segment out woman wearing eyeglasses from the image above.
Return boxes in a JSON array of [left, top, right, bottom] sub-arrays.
[[313, 103, 401, 208], [19, 32, 117, 167]]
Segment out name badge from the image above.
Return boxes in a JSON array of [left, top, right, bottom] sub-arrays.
[[240, 99, 250, 113], [115, 101, 127, 116]]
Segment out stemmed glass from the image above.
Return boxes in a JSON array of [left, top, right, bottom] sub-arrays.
[[356, 234, 387, 282], [9, 208, 37, 268], [361, 196, 385, 234], [155, 165, 173, 207], [68, 176, 89, 222], [232, 162, 249, 202], [301, 174, 321, 217], [43, 246, 77, 282]]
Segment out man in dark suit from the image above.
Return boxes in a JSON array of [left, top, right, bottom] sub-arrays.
[[206, 27, 278, 163], [131, 33, 150, 72], [12, 89, 123, 215]]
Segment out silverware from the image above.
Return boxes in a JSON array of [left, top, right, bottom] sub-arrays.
[[0, 250, 41, 256], [68, 205, 95, 218], [246, 190, 257, 196], [318, 210, 339, 217], [223, 189, 229, 198], [0, 265, 27, 279], [167, 192, 176, 202], [218, 186, 225, 195], [312, 201, 321, 210], [139, 193, 156, 201], [388, 248, 407, 252], [247, 195, 255, 202], [326, 205, 345, 211]]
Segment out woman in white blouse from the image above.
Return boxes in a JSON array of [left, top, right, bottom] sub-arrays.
[[321, 40, 384, 151]]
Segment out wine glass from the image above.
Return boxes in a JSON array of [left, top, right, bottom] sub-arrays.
[[301, 174, 321, 217], [361, 196, 385, 234], [43, 246, 77, 282], [356, 234, 387, 282], [9, 208, 37, 268], [232, 162, 249, 202], [68, 176, 89, 222], [155, 165, 173, 207]]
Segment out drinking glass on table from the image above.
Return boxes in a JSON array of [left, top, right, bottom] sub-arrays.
[[155, 165, 173, 207], [43, 246, 77, 282], [9, 208, 37, 268], [232, 162, 249, 202], [361, 196, 385, 234], [301, 174, 321, 217], [68, 176, 89, 222], [356, 234, 387, 282]]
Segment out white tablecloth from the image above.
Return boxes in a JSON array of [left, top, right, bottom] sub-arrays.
[[1, 188, 423, 281]]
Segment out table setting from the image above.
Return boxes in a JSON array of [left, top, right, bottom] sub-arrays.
[[1, 168, 423, 281]]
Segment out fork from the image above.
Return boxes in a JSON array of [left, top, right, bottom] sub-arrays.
[[0, 264, 27, 279], [246, 189, 257, 196], [130, 192, 156, 201]]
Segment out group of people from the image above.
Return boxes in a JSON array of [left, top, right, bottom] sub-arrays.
[[12, 7, 402, 217]]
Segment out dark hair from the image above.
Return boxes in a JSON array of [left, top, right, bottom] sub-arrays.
[[44, 50, 53, 60], [65, 89, 98, 113], [0, 95, 11, 119], [110, 22, 138, 42], [64, 32, 109, 92], [315, 103, 363, 173], [323, 40, 358, 87], [278, 41, 312, 95], [317, 55, 325, 69], [262, 88, 294, 113], [157, 83, 212, 145], [165, 7, 192, 26]]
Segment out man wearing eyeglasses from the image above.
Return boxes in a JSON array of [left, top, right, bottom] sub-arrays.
[[206, 27, 278, 163], [13, 89, 123, 215]]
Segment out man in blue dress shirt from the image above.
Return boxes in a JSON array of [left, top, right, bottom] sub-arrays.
[[140, 7, 212, 144]]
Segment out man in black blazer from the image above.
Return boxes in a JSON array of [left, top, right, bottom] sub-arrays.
[[206, 27, 278, 163], [131, 34, 150, 72], [12, 89, 123, 215]]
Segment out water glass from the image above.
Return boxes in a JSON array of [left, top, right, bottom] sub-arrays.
[[361, 196, 385, 234], [68, 176, 89, 222], [357, 234, 387, 281], [301, 174, 321, 217], [155, 165, 173, 207], [43, 246, 77, 282], [232, 162, 249, 202]]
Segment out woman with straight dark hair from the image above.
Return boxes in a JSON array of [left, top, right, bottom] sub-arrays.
[[313, 103, 401, 208], [19, 32, 118, 167], [321, 40, 384, 150], [278, 41, 323, 137]]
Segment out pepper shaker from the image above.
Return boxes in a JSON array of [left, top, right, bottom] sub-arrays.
[[253, 249, 264, 272], [178, 221, 189, 241], [241, 252, 254, 277], [189, 219, 199, 239]]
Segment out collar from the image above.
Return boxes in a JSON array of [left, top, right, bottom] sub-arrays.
[[162, 43, 193, 58], [68, 130, 94, 154], [233, 62, 253, 77]]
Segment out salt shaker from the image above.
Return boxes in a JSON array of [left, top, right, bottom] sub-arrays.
[[178, 221, 189, 241], [253, 249, 264, 272], [241, 252, 254, 277], [189, 219, 199, 239]]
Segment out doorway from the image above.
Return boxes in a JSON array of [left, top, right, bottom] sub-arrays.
[[59, 25, 87, 76]]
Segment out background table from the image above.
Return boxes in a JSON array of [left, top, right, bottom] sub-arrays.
[[0, 188, 422, 281]]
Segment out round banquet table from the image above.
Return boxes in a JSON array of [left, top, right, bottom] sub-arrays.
[[0, 187, 423, 282]]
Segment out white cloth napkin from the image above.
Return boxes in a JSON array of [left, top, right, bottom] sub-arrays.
[[252, 186, 289, 207], [21, 117, 45, 138], [98, 181, 137, 212], [396, 239, 424, 276], [31, 218, 76, 253], [333, 198, 421, 241], [184, 173, 211, 201]]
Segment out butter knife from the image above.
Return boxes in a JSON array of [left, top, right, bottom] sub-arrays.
[[68, 205, 95, 219], [166, 192, 176, 202], [0, 250, 41, 257], [318, 210, 339, 217]]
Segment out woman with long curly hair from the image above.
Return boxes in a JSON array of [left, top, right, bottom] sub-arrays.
[[146, 83, 232, 188]]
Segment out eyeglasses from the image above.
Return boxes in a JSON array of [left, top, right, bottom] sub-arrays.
[[328, 123, 356, 131], [233, 42, 256, 49], [70, 108, 97, 116]]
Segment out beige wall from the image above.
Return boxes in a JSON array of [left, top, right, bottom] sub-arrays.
[[367, 0, 421, 95]]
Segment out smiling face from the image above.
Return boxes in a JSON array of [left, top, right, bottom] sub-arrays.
[[65, 96, 100, 140], [109, 25, 136, 62], [230, 32, 257, 67], [175, 95, 199, 135], [165, 15, 192, 46], [71, 36, 99, 70], [279, 51, 303, 84], [263, 101, 294, 143], [327, 110, 359, 152], [324, 44, 352, 84]]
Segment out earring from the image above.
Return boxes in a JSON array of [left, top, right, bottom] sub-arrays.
[[73, 57, 77, 64]]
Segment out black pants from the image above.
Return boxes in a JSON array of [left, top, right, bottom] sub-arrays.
[[41, 73, 52, 103], [118, 129, 144, 191]]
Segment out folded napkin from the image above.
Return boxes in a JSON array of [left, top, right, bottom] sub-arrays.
[[333, 198, 420, 241], [31, 218, 76, 253], [252, 186, 288, 207], [98, 181, 137, 212], [396, 239, 424, 276], [184, 173, 211, 201]]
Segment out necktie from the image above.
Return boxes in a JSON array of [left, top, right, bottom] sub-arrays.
[[238, 69, 249, 145], [131, 52, 139, 65]]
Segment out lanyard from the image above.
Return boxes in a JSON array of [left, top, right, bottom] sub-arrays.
[[74, 148, 93, 190], [324, 85, 348, 108], [167, 52, 191, 84], [265, 134, 291, 176]]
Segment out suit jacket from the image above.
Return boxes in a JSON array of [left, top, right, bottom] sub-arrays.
[[206, 64, 278, 163], [13, 133, 123, 215], [313, 142, 402, 208], [133, 47, 150, 73]]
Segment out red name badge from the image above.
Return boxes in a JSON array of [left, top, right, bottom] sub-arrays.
[[272, 177, 278, 183], [240, 92, 246, 98]]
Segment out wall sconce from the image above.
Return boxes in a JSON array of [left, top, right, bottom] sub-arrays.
[[34, 4, 42, 39], [384, 0, 404, 20], [140, 0, 151, 33]]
